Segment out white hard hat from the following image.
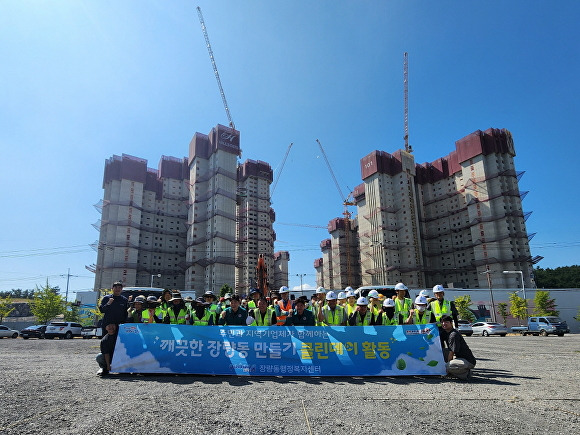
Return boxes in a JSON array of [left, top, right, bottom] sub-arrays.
[[368, 289, 379, 299], [433, 284, 445, 293], [344, 286, 354, 292], [326, 291, 337, 301], [337, 292, 346, 299], [383, 298, 395, 308], [419, 290, 429, 297], [245, 316, 255, 326], [394, 283, 408, 291], [414, 295, 428, 305], [316, 286, 326, 294], [346, 290, 356, 298], [279, 286, 289, 293], [356, 297, 369, 306]]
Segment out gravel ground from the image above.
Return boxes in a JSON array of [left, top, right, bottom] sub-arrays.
[[1, 334, 579, 435]]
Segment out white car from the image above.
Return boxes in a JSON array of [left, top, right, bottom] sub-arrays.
[[471, 321, 508, 337], [44, 322, 83, 339], [0, 325, 20, 338]]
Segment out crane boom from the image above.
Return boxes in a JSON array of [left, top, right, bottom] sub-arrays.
[[196, 6, 235, 129], [403, 52, 412, 153], [270, 143, 293, 199], [316, 139, 346, 202]]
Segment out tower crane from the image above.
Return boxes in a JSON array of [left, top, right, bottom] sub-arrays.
[[196, 6, 236, 130], [315, 139, 356, 286], [403, 52, 412, 153], [270, 143, 293, 200]]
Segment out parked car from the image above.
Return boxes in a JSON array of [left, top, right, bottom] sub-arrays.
[[471, 321, 508, 337], [0, 325, 20, 338], [81, 326, 103, 339], [20, 325, 47, 339], [457, 320, 473, 336], [44, 322, 83, 339]]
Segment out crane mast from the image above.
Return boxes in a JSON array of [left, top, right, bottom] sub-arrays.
[[403, 52, 412, 153], [196, 6, 235, 130]]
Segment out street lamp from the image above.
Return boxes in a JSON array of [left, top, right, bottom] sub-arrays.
[[503, 270, 526, 315], [151, 273, 161, 287], [296, 274, 306, 297]]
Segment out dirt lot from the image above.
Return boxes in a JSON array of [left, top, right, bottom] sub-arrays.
[[1, 334, 579, 435]]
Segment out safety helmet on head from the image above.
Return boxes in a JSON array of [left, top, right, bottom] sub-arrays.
[[433, 285, 445, 293], [356, 297, 369, 306], [383, 298, 395, 308], [146, 296, 158, 303], [279, 286, 289, 293], [337, 292, 346, 300], [419, 290, 429, 297], [414, 295, 428, 306], [326, 291, 337, 301], [394, 283, 408, 291], [368, 289, 379, 299], [344, 286, 354, 293], [316, 286, 326, 294], [345, 290, 356, 298]]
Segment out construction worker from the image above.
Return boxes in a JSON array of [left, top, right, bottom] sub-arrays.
[[141, 296, 163, 323], [317, 291, 347, 326], [247, 288, 261, 310], [190, 297, 216, 326], [430, 285, 459, 327], [392, 282, 413, 319], [219, 294, 248, 326], [157, 289, 173, 314], [337, 291, 347, 308], [419, 289, 435, 304], [126, 295, 146, 323], [367, 289, 381, 317], [203, 290, 221, 318], [407, 295, 436, 325], [311, 287, 326, 325], [220, 293, 232, 311], [248, 297, 277, 326], [284, 297, 316, 326], [376, 298, 404, 325], [348, 297, 376, 326], [345, 289, 358, 317], [276, 286, 293, 326], [163, 293, 189, 325]]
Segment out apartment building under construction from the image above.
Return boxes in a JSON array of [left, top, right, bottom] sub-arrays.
[[315, 128, 537, 290], [93, 124, 288, 294]]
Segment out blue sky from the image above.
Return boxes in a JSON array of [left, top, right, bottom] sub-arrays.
[[1, 1, 579, 298]]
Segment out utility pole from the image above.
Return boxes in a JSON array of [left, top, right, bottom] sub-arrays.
[[480, 267, 496, 322], [296, 274, 306, 297], [60, 268, 78, 302]]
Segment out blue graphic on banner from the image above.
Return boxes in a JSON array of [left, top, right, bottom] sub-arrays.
[[111, 324, 445, 376]]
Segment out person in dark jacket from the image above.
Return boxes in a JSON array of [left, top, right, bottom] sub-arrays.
[[284, 298, 315, 326], [99, 281, 129, 330], [218, 295, 248, 325], [441, 315, 476, 379], [96, 323, 118, 376]]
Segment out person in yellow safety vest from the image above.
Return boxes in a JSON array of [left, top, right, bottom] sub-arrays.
[[184, 296, 194, 312], [312, 287, 327, 326], [376, 298, 405, 325], [189, 297, 216, 326], [220, 293, 232, 311], [157, 289, 173, 315], [392, 282, 413, 319], [345, 289, 358, 317], [276, 286, 293, 326], [407, 295, 436, 325], [419, 289, 435, 304], [337, 291, 347, 308], [247, 288, 262, 310], [163, 293, 189, 325], [141, 296, 163, 323], [203, 290, 221, 318], [367, 289, 382, 317], [430, 285, 459, 327], [317, 291, 347, 326], [348, 297, 377, 326], [126, 295, 147, 323], [247, 297, 277, 326]]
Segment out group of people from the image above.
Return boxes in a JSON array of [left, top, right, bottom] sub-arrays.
[[95, 281, 476, 379]]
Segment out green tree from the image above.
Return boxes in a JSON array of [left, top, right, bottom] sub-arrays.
[[533, 290, 559, 316], [509, 292, 528, 325], [453, 295, 475, 322], [497, 302, 509, 325], [220, 284, 233, 298], [30, 282, 65, 324], [574, 306, 580, 322], [0, 295, 15, 323], [534, 265, 580, 288], [63, 304, 81, 323]]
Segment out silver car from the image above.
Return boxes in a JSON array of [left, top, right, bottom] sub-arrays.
[[471, 321, 508, 337], [457, 320, 473, 336], [0, 325, 20, 338]]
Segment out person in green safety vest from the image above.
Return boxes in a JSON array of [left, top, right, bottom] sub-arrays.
[[163, 293, 189, 325], [317, 291, 347, 326], [392, 282, 413, 319], [344, 289, 358, 317], [158, 289, 173, 314], [375, 298, 405, 325], [407, 295, 436, 325], [367, 289, 382, 317], [126, 295, 147, 323], [189, 297, 216, 326], [141, 296, 163, 323], [348, 297, 377, 326], [203, 290, 221, 318], [430, 285, 459, 328], [337, 291, 347, 309], [247, 288, 261, 310], [248, 297, 277, 326]]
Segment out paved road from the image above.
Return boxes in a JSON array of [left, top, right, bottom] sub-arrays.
[[1, 334, 579, 435]]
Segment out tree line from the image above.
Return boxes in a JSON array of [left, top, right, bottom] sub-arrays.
[[534, 265, 580, 288]]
